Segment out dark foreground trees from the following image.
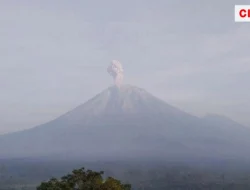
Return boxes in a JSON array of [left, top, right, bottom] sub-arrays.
[[36, 167, 131, 190]]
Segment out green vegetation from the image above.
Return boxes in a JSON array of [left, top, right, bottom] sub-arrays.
[[2, 160, 250, 190], [36, 167, 131, 190]]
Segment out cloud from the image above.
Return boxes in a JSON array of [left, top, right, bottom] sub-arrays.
[[0, 0, 250, 133]]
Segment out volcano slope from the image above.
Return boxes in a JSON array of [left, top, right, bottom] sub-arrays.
[[0, 85, 250, 161]]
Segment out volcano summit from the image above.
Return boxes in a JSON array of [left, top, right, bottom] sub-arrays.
[[0, 85, 250, 161]]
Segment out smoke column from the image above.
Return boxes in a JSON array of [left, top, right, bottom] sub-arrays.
[[107, 60, 124, 87]]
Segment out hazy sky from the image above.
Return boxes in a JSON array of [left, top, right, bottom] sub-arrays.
[[0, 0, 250, 134]]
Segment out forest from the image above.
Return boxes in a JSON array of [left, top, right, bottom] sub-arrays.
[[1, 159, 250, 189]]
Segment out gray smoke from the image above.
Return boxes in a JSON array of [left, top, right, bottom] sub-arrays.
[[107, 60, 124, 87]]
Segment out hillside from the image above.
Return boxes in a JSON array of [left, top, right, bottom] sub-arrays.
[[0, 85, 249, 161]]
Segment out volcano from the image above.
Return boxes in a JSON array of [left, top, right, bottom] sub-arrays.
[[0, 85, 250, 161]]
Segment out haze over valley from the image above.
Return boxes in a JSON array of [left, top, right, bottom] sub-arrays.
[[1, 1, 250, 189]]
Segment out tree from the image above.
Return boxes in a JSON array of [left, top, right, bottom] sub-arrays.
[[101, 177, 131, 190], [37, 167, 131, 190]]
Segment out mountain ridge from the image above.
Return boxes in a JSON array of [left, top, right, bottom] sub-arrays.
[[0, 85, 249, 161]]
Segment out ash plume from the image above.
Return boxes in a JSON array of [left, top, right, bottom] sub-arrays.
[[107, 60, 124, 87]]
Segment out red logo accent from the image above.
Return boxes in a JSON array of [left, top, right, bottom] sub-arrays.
[[239, 9, 250, 17]]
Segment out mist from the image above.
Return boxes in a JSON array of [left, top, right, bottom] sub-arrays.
[[0, 0, 249, 135]]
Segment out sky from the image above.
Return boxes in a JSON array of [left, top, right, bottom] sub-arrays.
[[0, 0, 250, 134]]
